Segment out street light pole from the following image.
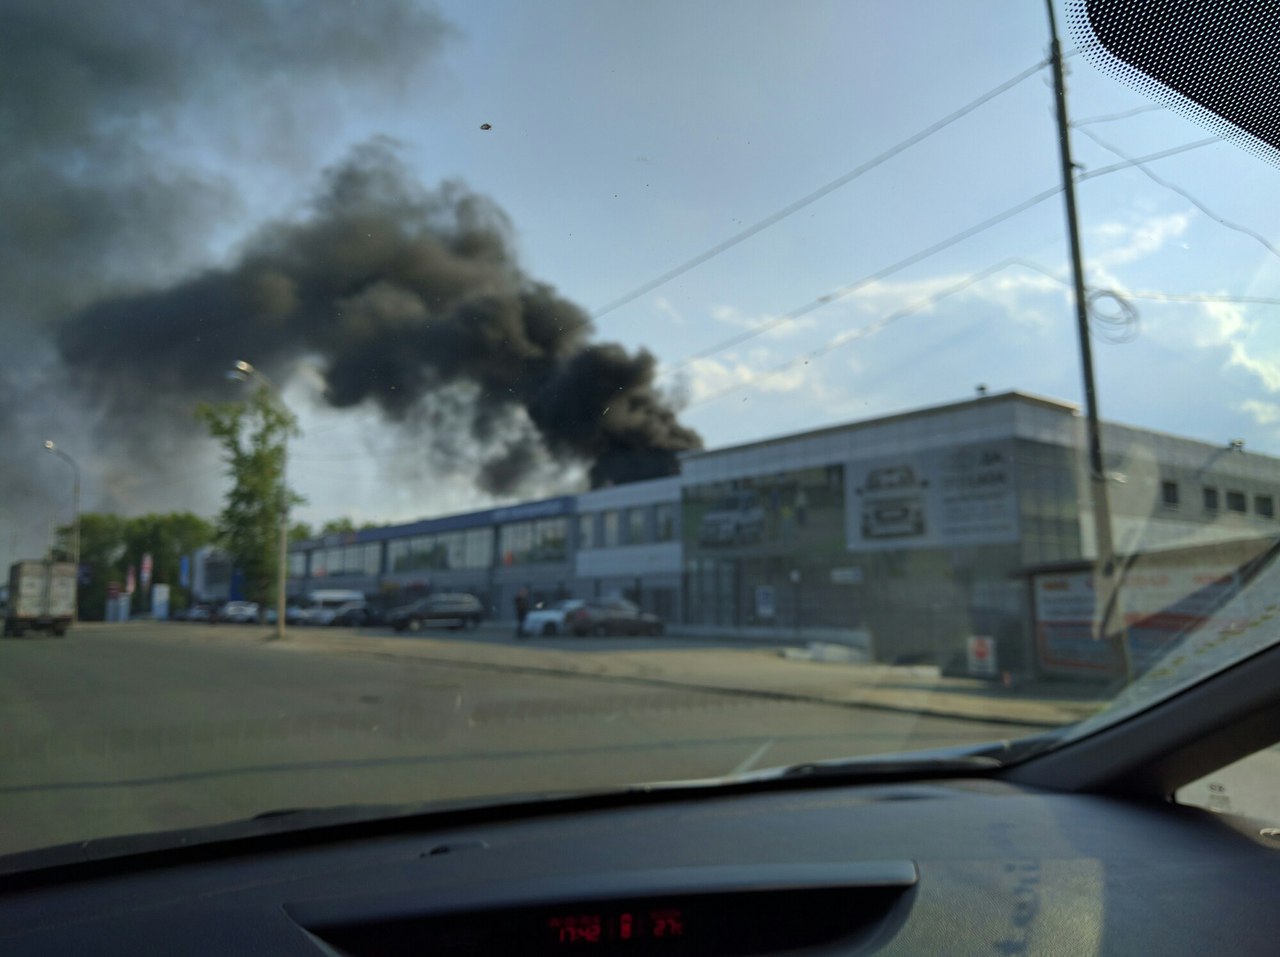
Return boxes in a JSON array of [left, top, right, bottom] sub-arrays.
[[43, 441, 80, 623], [228, 360, 289, 640]]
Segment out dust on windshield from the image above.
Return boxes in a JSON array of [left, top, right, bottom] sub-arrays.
[[2, 0, 1278, 858]]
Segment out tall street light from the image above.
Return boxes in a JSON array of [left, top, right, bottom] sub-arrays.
[[227, 360, 289, 640], [43, 440, 80, 623]]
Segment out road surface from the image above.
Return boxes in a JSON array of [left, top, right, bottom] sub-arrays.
[[0, 623, 1042, 857]]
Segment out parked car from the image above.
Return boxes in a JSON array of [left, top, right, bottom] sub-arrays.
[[221, 600, 260, 623], [330, 601, 372, 626], [185, 604, 212, 622], [519, 598, 586, 637], [566, 598, 663, 637], [389, 593, 484, 632], [295, 590, 366, 626]]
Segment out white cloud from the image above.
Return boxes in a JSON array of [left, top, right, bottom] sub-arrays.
[[653, 296, 684, 325], [1240, 399, 1280, 426], [707, 303, 816, 339], [1090, 213, 1190, 268]]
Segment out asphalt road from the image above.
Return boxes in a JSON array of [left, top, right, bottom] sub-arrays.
[[0, 624, 1041, 858]]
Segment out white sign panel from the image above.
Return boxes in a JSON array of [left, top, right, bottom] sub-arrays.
[[967, 635, 998, 677], [830, 566, 863, 585], [755, 585, 776, 618], [846, 440, 1018, 551]]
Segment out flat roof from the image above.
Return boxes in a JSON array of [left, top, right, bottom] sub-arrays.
[[679, 390, 1080, 462]]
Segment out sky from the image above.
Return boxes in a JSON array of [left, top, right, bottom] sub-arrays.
[[6, 0, 1280, 560]]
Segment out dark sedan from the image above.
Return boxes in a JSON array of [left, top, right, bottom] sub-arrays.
[[388, 593, 484, 632]]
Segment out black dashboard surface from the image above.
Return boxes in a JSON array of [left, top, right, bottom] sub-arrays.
[[1, 779, 1278, 955]]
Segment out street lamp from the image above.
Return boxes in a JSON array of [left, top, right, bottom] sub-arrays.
[[227, 360, 289, 640], [43, 440, 80, 623]]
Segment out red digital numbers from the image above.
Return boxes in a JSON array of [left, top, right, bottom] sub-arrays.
[[548, 915, 603, 944], [547, 907, 685, 945], [650, 909, 685, 938]]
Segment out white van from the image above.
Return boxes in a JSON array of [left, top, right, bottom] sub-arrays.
[[296, 590, 367, 626]]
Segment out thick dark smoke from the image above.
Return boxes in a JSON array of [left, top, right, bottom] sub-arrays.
[[56, 143, 703, 492], [0, 0, 455, 534], [2, 0, 697, 537]]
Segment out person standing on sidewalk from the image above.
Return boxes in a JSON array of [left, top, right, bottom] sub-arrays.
[[514, 588, 530, 639]]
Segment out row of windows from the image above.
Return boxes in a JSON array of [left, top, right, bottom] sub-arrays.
[[310, 543, 381, 578], [498, 518, 568, 566], [1162, 480, 1275, 518], [577, 503, 678, 549], [388, 528, 493, 573], [290, 502, 684, 577]]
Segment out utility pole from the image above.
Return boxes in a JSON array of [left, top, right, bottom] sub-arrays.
[[1043, 0, 1126, 679]]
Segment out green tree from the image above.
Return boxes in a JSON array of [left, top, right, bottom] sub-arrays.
[[289, 521, 315, 544], [320, 517, 357, 535], [195, 386, 301, 607], [56, 512, 216, 620]]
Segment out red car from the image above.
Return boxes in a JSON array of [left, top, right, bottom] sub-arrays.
[[566, 598, 664, 637]]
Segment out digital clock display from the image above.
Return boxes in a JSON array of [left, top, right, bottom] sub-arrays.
[[547, 908, 685, 946]]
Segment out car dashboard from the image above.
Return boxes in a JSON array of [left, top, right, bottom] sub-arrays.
[[2, 776, 1278, 956]]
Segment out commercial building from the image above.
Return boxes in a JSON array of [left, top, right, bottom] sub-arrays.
[[275, 390, 1280, 679]]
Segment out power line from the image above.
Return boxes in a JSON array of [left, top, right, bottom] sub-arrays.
[[1076, 137, 1219, 181], [1074, 125, 1280, 263], [662, 186, 1064, 375], [1124, 291, 1280, 305], [682, 258, 1030, 409], [657, 137, 1224, 375], [590, 59, 1050, 319], [1074, 104, 1165, 125]]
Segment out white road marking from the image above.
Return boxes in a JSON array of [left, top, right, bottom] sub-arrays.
[[729, 738, 774, 776]]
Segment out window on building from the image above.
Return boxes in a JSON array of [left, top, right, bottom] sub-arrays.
[[1226, 490, 1247, 514], [654, 503, 676, 542], [1203, 486, 1220, 511], [602, 510, 620, 547], [1161, 480, 1179, 508], [464, 528, 492, 568], [627, 507, 648, 545], [288, 552, 306, 577], [499, 518, 567, 564], [388, 539, 411, 572], [577, 513, 594, 549], [1256, 495, 1275, 519]]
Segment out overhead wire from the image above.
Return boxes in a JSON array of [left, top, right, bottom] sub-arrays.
[[1073, 104, 1165, 125], [656, 136, 1220, 379], [1074, 125, 1280, 264], [589, 58, 1051, 319], [681, 258, 1031, 409]]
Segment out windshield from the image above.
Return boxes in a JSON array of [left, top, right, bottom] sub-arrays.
[[3, 0, 1279, 859]]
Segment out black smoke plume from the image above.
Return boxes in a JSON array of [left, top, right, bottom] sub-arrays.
[[56, 143, 702, 492]]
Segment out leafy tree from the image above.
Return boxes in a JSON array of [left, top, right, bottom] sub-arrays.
[[195, 386, 301, 607], [289, 521, 315, 544], [317, 518, 382, 536], [56, 512, 215, 619]]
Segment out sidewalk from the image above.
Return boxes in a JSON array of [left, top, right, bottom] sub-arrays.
[[118, 622, 1109, 729]]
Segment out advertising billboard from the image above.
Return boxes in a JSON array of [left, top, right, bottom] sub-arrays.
[[845, 440, 1019, 551]]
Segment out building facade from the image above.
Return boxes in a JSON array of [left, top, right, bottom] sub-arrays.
[[268, 391, 1280, 678]]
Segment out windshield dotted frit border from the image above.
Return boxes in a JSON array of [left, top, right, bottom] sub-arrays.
[[1068, 0, 1280, 167]]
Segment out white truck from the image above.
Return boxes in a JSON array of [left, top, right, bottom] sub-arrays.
[[4, 561, 76, 637]]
